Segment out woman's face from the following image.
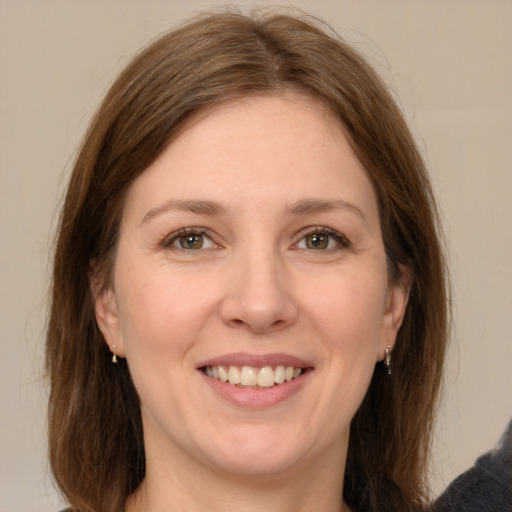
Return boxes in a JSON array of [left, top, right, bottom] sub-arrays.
[[95, 94, 408, 480]]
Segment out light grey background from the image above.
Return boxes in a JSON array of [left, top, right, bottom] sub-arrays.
[[1, 1, 511, 511]]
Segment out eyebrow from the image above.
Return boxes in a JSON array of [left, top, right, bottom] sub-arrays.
[[140, 199, 227, 226], [140, 197, 368, 226], [286, 198, 368, 224]]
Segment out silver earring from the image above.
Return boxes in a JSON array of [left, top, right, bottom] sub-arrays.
[[111, 344, 118, 364], [384, 345, 392, 375]]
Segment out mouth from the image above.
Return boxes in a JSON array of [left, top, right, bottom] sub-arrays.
[[197, 353, 313, 408], [201, 364, 306, 389]]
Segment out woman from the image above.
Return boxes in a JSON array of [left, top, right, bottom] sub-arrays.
[[46, 11, 448, 512]]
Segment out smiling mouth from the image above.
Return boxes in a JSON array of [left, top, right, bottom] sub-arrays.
[[201, 365, 306, 388]]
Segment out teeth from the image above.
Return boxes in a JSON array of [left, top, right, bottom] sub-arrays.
[[257, 366, 275, 387], [204, 364, 304, 387], [218, 365, 228, 382], [228, 366, 240, 384], [240, 366, 257, 386], [275, 365, 285, 384]]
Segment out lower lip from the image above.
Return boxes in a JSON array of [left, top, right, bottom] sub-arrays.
[[200, 370, 312, 409]]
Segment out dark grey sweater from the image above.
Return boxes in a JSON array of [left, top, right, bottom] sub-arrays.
[[432, 418, 512, 512]]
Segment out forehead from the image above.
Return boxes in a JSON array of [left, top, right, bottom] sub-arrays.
[[122, 93, 379, 223], [178, 92, 344, 143]]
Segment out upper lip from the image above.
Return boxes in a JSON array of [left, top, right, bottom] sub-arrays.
[[196, 352, 313, 369]]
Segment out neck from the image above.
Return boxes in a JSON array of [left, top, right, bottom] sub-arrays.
[[126, 442, 350, 512]]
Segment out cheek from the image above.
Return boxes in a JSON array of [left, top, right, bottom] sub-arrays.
[[114, 261, 218, 358], [293, 271, 389, 448], [306, 271, 388, 345], [301, 269, 389, 403]]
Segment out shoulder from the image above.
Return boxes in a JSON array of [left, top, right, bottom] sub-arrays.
[[432, 417, 512, 512]]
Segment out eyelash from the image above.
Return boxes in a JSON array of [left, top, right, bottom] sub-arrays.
[[161, 227, 217, 251], [294, 226, 351, 251], [161, 225, 350, 253]]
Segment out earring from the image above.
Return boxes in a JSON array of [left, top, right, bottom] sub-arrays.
[[111, 344, 118, 364], [384, 345, 392, 375]]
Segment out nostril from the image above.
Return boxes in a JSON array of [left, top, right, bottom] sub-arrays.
[[229, 319, 246, 328], [227, 316, 289, 333], [220, 290, 299, 333]]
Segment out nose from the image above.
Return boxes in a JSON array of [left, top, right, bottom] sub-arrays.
[[219, 248, 298, 334]]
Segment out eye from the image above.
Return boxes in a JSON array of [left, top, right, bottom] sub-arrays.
[[295, 227, 349, 251], [163, 229, 217, 251]]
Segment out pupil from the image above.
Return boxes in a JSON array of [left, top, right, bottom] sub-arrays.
[[181, 234, 203, 249]]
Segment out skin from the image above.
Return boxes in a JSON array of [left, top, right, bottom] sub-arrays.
[[95, 93, 409, 512]]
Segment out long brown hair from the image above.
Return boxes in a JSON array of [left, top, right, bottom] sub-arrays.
[[46, 10, 449, 512]]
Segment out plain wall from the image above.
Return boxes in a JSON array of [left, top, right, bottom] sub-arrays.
[[1, 1, 511, 510]]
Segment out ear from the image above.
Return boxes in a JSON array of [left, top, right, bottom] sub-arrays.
[[89, 264, 125, 359], [379, 265, 412, 359]]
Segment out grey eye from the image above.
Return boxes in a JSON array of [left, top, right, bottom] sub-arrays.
[[304, 233, 330, 249], [296, 229, 347, 250], [167, 231, 216, 250], [178, 234, 205, 250]]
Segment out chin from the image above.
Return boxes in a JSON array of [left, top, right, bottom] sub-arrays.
[[198, 424, 318, 478], [208, 449, 303, 478]]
